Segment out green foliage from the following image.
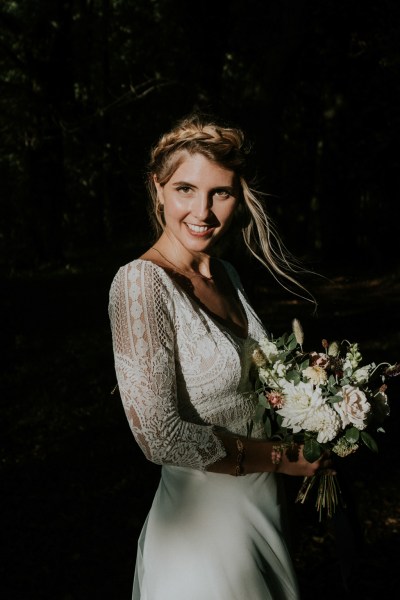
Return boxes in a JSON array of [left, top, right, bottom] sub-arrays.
[[299, 359, 310, 371], [328, 394, 343, 404], [303, 438, 323, 463], [264, 417, 272, 438], [254, 404, 266, 423], [345, 427, 360, 443], [361, 431, 379, 453], [286, 370, 301, 385]]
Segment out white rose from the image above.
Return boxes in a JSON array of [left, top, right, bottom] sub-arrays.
[[333, 384, 370, 429]]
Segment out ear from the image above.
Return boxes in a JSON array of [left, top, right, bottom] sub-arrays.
[[153, 174, 164, 205]]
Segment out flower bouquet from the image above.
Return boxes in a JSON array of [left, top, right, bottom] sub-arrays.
[[251, 319, 398, 520]]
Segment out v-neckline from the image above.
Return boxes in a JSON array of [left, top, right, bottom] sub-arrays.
[[139, 259, 250, 341]]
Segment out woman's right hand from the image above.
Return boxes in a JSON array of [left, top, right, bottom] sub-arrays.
[[276, 444, 336, 477]]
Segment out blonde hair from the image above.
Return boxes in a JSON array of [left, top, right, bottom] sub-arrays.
[[147, 113, 314, 302]]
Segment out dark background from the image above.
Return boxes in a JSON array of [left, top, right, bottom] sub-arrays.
[[1, 1, 400, 598]]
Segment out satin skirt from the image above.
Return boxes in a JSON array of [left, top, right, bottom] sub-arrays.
[[133, 465, 300, 600]]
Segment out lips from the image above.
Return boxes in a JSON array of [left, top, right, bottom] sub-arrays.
[[186, 224, 212, 233], [185, 223, 216, 236]]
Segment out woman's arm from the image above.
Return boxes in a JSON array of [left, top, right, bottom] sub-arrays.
[[207, 431, 334, 477], [109, 261, 226, 470]]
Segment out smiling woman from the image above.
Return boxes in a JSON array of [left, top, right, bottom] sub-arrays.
[[151, 153, 239, 276], [108, 114, 327, 600]]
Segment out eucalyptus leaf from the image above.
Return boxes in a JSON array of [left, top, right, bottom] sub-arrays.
[[328, 394, 343, 404], [286, 370, 301, 385], [360, 431, 378, 452], [258, 393, 268, 407], [299, 359, 310, 370], [276, 334, 288, 348], [345, 427, 360, 443], [264, 417, 272, 438], [303, 438, 322, 463], [254, 404, 266, 422]]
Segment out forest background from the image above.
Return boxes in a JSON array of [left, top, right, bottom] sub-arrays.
[[1, 1, 400, 598]]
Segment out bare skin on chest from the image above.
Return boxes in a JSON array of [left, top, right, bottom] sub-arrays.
[[141, 250, 249, 340], [183, 266, 248, 339]]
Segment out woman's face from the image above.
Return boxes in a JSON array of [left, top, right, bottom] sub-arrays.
[[154, 153, 239, 254]]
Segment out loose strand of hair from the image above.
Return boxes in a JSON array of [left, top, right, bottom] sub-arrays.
[[240, 180, 317, 307]]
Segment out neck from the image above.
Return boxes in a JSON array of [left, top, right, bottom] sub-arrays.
[[151, 236, 213, 281]]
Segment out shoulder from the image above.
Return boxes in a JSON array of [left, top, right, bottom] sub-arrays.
[[111, 259, 174, 290], [109, 259, 176, 313]]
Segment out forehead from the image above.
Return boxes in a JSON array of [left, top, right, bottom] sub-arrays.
[[169, 152, 237, 185]]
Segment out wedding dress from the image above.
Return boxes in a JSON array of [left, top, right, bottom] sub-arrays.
[[109, 259, 300, 600]]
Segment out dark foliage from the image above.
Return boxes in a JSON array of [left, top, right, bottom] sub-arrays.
[[1, 1, 400, 598], [1, 0, 400, 273]]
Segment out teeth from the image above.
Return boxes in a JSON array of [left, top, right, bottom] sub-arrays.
[[187, 224, 210, 233]]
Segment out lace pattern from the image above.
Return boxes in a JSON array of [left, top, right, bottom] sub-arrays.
[[109, 259, 267, 470]]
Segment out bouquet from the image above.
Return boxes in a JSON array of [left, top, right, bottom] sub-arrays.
[[251, 319, 398, 520]]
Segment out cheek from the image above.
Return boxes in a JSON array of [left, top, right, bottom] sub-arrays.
[[163, 195, 189, 219]]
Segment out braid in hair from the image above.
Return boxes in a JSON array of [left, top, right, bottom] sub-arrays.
[[146, 113, 315, 303]]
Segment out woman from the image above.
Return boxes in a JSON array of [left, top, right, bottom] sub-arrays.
[[109, 114, 331, 599]]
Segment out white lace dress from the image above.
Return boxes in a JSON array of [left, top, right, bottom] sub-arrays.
[[109, 259, 300, 600]]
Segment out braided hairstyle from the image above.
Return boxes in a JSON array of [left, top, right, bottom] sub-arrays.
[[147, 113, 313, 301]]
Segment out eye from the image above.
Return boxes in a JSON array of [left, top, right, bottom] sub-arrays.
[[176, 185, 193, 194], [213, 189, 232, 199]]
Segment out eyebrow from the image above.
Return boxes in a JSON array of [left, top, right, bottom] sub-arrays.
[[172, 180, 197, 188], [172, 181, 236, 193]]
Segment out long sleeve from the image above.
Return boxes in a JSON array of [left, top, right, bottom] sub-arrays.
[[108, 260, 227, 470]]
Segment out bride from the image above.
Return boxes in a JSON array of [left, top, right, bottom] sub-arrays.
[[109, 114, 332, 599]]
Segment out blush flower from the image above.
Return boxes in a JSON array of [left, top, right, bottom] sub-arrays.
[[333, 384, 370, 429], [266, 391, 284, 408], [309, 352, 330, 369], [302, 365, 328, 386]]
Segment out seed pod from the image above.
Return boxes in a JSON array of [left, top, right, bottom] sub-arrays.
[[328, 341, 339, 357], [292, 318, 304, 346]]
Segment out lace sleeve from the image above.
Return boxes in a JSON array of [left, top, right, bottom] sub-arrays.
[[108, 261, 227, 470]]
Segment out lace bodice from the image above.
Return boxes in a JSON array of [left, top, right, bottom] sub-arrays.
[[109, 259, 267, 470]]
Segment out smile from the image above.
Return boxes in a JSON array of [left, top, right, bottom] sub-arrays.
[[186, 224, 213, 233]]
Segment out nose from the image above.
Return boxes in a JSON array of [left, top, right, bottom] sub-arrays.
[[192, 192, 212, 221]]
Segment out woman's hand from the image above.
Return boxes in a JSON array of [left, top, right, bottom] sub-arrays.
[[276, 445, 336, 477]]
